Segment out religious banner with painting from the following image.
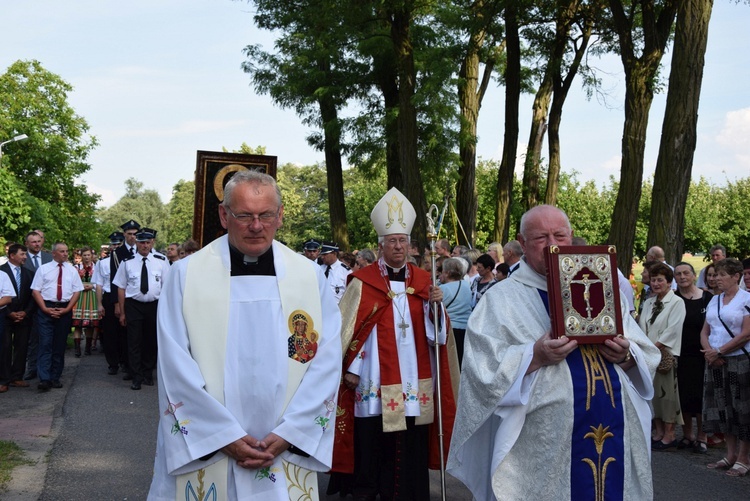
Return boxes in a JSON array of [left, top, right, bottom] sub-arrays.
[[193, 150, 277, 247], [545, 245, 624, 344]]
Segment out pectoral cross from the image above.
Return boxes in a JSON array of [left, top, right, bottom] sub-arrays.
[[398, 319, 410, 337]]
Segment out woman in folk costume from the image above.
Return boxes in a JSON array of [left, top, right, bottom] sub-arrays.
[[329, 187, 459, 500], [71, 246, 100, 356]]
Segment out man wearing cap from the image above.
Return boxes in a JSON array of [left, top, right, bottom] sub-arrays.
[[110, 220, 140, 379], [30, 242, 83, 391], [320, 242, 351, 304], [330, 187, 457, 500], [113, 228, 170, 390], [94, 232, 125, 375], [148, 170, 342, 500], [303, 239, 321, 262]]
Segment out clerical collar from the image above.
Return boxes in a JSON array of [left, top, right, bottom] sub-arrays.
[[228, 243, 275, 276], [386, 265, 406, 282]]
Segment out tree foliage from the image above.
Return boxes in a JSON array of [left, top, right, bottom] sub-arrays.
[[97, 178, 168, 248], [0, 59, 102, 248], [164, 180, 195, 245]]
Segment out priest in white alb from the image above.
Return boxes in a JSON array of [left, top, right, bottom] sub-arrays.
[[148, 170, 342, 501], [447, 205, 660, 501]]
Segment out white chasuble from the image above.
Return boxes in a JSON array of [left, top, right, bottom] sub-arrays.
[[446, 259, 661, 501], [148, 238, 342, 501]]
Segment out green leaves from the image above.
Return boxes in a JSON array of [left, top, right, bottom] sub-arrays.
[[0, 59, 101, 247]]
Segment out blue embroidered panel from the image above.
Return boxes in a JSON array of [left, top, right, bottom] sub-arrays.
[[538, 288, 625, 500]]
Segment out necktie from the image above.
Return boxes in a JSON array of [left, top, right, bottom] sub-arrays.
[[140, 257, 149, 294], [129, 246, 134, 257], [56, 263, 63, 301], [14, 266, 21, 290], [33, 255, 39, 269], [325, 265, 331, 278]]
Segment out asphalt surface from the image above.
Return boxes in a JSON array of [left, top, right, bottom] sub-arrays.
[[3, 347, 750, 500]]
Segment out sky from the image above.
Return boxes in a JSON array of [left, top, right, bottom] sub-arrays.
[[2, 1, 749, 208]]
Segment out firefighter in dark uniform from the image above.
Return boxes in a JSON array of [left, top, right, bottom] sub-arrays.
[[113, 228, 171, 390]]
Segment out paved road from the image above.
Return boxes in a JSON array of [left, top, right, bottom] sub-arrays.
[[4, 349, 750, 500]]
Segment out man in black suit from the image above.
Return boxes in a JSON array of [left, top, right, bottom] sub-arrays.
[[22, 230, 52, 380], [0, 244, 35, 391], [110, 220, 140, 377], [22, 231, 52, 272]]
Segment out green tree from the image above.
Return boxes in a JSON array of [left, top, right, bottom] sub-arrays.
[[164, 180, 195, 245], [275, 163, 330, 251], [0, 169, 31, 239], [97, 178, 168, 248], [682, 177, 723, 254], [556, 172, 614, 246], [244, 0, 367, 251], [223, 143, 267, 155], [0, 59, 102, 247], [719, 177, 750, 258]]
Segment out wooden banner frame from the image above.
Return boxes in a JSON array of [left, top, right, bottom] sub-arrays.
[[192, 150, 277, 247]]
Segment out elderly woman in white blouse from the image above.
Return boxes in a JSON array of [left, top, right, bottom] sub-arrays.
[[639, 262, 686, 450]]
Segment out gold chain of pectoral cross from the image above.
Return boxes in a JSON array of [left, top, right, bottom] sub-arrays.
[[389, 290, 410, 338]]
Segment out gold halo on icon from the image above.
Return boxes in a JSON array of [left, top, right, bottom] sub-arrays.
[[213, 164, 248, 202]]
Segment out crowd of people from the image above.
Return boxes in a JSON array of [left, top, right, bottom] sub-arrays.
[[0, 227, 204, 394], [2, 173, 749, 500]]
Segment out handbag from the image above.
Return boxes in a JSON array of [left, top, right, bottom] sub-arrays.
[[656, 345, 675, 374]]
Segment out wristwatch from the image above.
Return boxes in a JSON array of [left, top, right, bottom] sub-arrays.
[[618, 350, 632, 364], [717, 347, 724, 357]]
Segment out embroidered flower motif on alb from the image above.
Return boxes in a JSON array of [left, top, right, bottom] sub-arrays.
[[255, 466, 279, 483], [357, 379, 380, 403], [404, 382, 419, 402]]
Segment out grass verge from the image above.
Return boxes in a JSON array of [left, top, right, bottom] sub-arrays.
[[0, 440, 32, 492]]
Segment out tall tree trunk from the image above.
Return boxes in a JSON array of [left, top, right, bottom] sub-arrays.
[[372, 5, 403, 191], [545, 0, 594, 205], [378, 70, 402, 191], [522, 73, 552, 212], [648, 0, 713, 265], [318, 92, 349, 250], [608, 65, 654, 273], [456, 1, 496, 247], [391, 5, 428, 244], [607, 0, 677, 275], [494, 4, 521, 243]]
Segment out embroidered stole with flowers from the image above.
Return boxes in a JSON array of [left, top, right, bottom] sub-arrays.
[[175, 238, 323, 501]]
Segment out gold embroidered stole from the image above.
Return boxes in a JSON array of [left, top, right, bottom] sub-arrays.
[[176, 238, 322, 501]]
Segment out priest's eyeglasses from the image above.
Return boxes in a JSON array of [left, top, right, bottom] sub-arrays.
[[226, 208, 279, 226]]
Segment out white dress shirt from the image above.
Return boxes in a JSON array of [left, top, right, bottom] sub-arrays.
[[30, 261, 84, 302], [113, 252, 171, 302], [0, 272, 17, 310]]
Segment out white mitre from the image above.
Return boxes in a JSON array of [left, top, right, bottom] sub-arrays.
[[370, 187, 417, 236]]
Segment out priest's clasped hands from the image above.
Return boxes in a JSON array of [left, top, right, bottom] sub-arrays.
[[222, 433, 290, 469]]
